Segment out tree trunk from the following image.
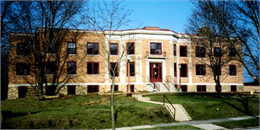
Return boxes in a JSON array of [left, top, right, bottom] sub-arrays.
[[111, 78, 116, 130], [37, 68, 44, 98]]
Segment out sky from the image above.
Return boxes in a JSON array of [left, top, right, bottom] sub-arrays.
[[122, 0, 194, 33]]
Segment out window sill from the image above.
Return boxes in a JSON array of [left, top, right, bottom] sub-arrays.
[[87, 74, 100, 76], [180, 56, 188, 58], [196, 75, 206, 77], [195, 57, 206, 59], [68, 54, 77, 55], [46, 74, 55, 76], [87, 54, 99, 56], [180, 77, 188, 79]]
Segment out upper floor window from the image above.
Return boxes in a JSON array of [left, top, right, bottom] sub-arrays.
[[110, 43, 118, 55], [196, 64, 206, 75], [150, 43, 161, 55], [180, 64, 187, 77], [174, 44, 176, 56], [214, 47, 221, 57], [229, 65, 236, 76], [87, 62, 99, 74], [87, 43, 99, 55], [229, 48, 236, 56], [16, 63, 30, 75], [46, 62, 56, 74], [67, 62, 76, 74], [46, 42, 56, 53], [180, 46, 187, 57], [68, 42, 76, 54], [110, 62, 119, 77], [127, 43, 135, 55], [17, 43, 30, 55], [196, 47, 205, 58], [127, 62, 135, 76]]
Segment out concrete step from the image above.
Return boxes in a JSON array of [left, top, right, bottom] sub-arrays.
[[165, 104, 192, 122]]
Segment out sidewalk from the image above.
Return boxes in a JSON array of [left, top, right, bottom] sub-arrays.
[[101, 115, 259, 130]]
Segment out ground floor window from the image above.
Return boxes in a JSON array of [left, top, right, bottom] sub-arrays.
[[18, 86, 27, 98], [231, 85, 237, 92], [46, 86, 56, 96], [67, 86, 76, 95], [111, 85, 118, 91], [127, 85, 134, 92], [88, 85, 99, 93], [197, 85, 206, 92], [215, 85, 222, 92], [181, 85, 187, 92]]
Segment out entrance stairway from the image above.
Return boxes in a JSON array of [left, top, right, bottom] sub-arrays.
[[133, 94, 192, 122], [147, 76, 179, 92]]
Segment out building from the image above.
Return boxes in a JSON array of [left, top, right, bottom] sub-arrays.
[[8, 26, 243, 99]]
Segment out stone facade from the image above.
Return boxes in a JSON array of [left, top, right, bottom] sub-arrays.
[[8, 26, 243, 99]]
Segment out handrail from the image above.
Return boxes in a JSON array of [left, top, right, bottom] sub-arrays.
[[163, 94, 176, 119], [154, 82, 160, 91], [163, 78, 170, 92], [169, 76, 178, 89]]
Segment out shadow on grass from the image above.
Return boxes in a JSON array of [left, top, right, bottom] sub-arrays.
[[114, 104, 135, 125], [221, 95, 259, 118]]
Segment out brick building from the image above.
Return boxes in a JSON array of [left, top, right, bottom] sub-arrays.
[[8, 26, 243, 99]]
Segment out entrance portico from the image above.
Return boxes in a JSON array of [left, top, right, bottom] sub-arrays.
[[146, 58, 166, 83]]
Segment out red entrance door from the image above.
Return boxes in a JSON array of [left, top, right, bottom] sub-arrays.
[[150, 63, 162, 82]]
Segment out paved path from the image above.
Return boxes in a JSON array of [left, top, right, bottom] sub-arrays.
[[132, 94, 192, 122], [101, 116, 259, 130]]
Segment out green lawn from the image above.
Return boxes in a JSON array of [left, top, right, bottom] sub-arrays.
[[1, 95, 173, 129], [146, 93, 259, 120], [214, 118, 259, 129]]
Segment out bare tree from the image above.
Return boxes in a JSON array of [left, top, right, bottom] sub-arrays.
[[7, 1, 87, 98], [188, 0, 259, 83], [186, 1, 242, 96], [85, 0, 132, 129]]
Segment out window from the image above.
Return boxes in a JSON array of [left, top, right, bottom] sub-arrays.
[[67, 86, 76, 95], [174, 44, 176, 56], [231, 85, 237, 92], [67, 62, 76, 74], [229, 48, 236, 56], [196, 64, 206, 75], [87, 62, 99, 74], [196, 47, 205, 58], [18, 86, 27, 98], [68, 42, 76, 54], [127, 85, 134, 92], [174, 63, 177, 77], [46, 62, 56, 74], [111, 85, 118, 91], [229, 65, 236, 76], [127, 43, 135, 55], [197, 85, 206, 92], [180, 46, 187, 57], [16, 63, 30, 75], [127, 62, 135, 76], [87, 43, 99, 55], [88, 85, 99, 93], [215, 85, 222, 92], [214, 47, 221, 56], [110, 63, 118, 77], [214, 65, 221, 75], [46, 86, 56, 96], [181, 85, 187, 92], [150, 43, 161, 55], [110, 43, 118, 55], [17, 43, 30, 55], [46, 42, 56, 53], [180, 64, 187, 77]]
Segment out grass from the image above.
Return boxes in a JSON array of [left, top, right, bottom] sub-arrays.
[[146, 93, 259, 120], [1, 95, 173, 129], [214, 118, 259, 129]]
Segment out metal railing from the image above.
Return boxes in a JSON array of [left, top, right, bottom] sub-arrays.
[[146, 51, 167, 57], [163, 94, 176, 119], [167, 75, 178, 89], [163, 78, 170, 92]]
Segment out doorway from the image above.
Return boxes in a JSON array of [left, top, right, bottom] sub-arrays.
[[150, 63, 162, 82]]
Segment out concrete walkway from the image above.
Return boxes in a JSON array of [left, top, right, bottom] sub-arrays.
[[133, 94, 192, 121], [102, 116, 259, 130]]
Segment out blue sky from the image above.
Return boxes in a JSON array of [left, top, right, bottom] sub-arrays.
[[123, 0, 194, 33]]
